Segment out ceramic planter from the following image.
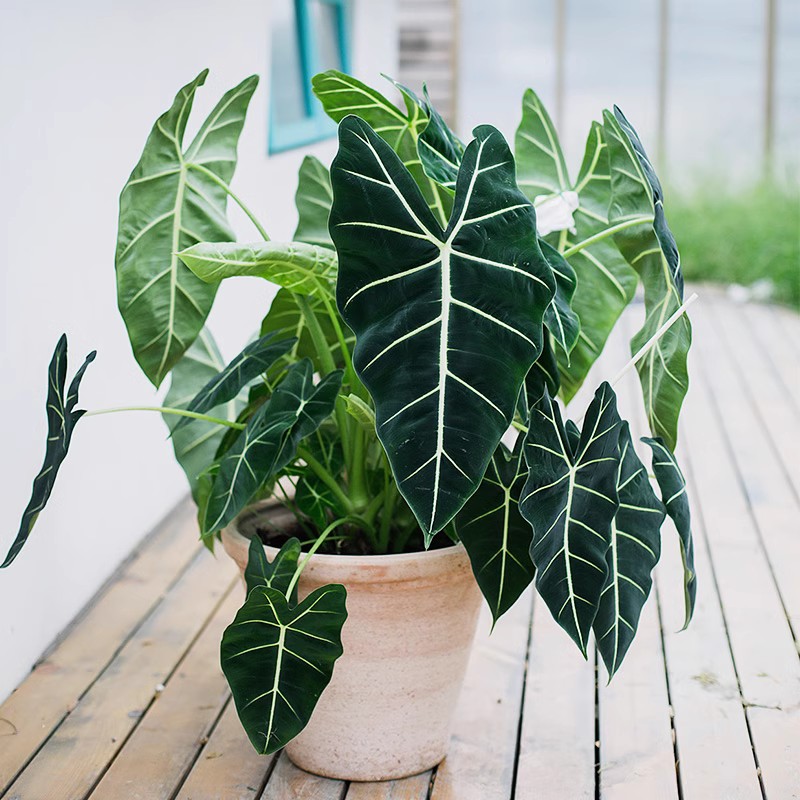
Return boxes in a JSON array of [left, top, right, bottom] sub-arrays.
[[221, 504, 483, 781]]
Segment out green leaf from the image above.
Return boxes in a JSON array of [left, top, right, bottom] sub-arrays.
[[514, 88, 571, 195], [180, 241, 337, 297], [604, 108, 691, 449], [643, 436, 696, 628], [414, 85, 465, 190], [163, 329, 246, 500], [455, 441, 534, 623], [171, 332, 296, 435], [541, 240, 580, 357], [293, 155, 334, 248], [221, 583, 347, 754], [524, 329, 561, 409], [244, 535, 302, 601], [519, 382, 621, 655], [344, 393, 376, 432], [259, 289, 354, 374], [115, 71, 258, 387], [2, 335, 96, 568], [331, 117, 554, 537], [594, 423, 665, 677], [203, 361, 342, 535], [312, 70, 452, 227], [556, 122, 638, 401], [295, 473, 345, 532]]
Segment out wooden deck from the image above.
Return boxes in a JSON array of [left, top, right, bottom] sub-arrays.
[[1, 288, 798, 800]]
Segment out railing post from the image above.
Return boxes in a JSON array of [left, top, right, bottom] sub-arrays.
[[764, 0, 777, 176]]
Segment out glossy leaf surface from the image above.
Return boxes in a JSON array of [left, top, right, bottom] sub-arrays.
[[221, 582, 346, 754], [520, 383, 621, 655], [3, 336, 96, 568], [594, 423, 664, 677], [294, 155, 334, 248], [244, 535, 301, 601], [541, 240, 580, 357], [644, 436, 696, 627], [331, 117, 554, 537], [455, 442, 534, 623], [203, 361, 342, 535], [604, 108, 691, 449], [115, 71, 258, 386]]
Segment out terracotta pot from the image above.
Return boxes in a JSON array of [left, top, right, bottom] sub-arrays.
[[221, 504, 483, 781]]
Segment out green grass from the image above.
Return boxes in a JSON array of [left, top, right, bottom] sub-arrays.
[[667, 181, 800, 310]]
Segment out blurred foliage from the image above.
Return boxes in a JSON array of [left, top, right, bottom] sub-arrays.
[[667, 180, 800, 310]]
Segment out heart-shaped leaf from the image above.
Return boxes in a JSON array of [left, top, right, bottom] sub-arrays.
[[2, 335, 96, 568], [115, 71, 258, 387], [331, 117, 554, 537], [594, 423, 665, 677], [643, 436, 696, 627], [221, 583, 347, 754], [604, 108, 691, 449], [180, 241, 338, 298], [171, 332, 296, 435], [202, 361, 342, 535], [294, 155, 334, 248], [455, 441, 534, 623], [244, 535, 302, 601], [163, 329, 248, 499], [520, 382, 621, 655]]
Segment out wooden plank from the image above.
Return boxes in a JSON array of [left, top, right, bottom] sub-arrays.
[[430, 590, 533, 800], [4, 548, 237, 800], [691, 301, 800, 635], [598, 598, 679, 800], [88, 585, 243, 799], [770, 303, 800, 356], [174, 701, 276, 800], [261, 753, 345, 800], [680, 315, 800, 796], [514, 597, 595, 799], [0, 499, 202, 793], [345, 771, 431, 799]]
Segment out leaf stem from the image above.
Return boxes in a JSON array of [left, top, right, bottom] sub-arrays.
[[296, 445, 353, 512], [187, 163, 270, 242], [84, 406, 246, 429], [562, 214, 654, 259], [285, 516, 353, 600]]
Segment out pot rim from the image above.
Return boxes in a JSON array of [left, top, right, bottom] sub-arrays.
[[226, 500, 466, 568]]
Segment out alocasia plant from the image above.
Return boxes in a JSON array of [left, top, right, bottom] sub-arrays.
[[5, 69, 697, 753]]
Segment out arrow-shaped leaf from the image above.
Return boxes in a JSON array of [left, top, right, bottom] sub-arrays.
[[643, 436, 696, 627], [293, 155, 334, 248], [604, 108, 691, 449], [594, 423, 665, 677], [2, 335, 96, 568], [455, 441, 534, 623], [332, 117, 554, 538], [519, 382, 621, 655], [180, 241, 338, 298], [244, 535, 302, 601], [171, 332, 295, 435], [202, 360, 342, 535], [221, 582, 347, 754], [115, 71, 258, 387]]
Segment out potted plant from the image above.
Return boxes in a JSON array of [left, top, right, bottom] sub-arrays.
[[2, 69, 697, 781]]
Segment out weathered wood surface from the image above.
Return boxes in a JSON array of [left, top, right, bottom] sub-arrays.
[[0, 288, 797, 799]]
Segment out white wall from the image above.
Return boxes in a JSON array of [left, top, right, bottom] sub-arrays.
[[0, 0, 397, 702]]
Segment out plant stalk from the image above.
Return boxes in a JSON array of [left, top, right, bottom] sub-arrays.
[[84, 406, 245, 429], [562, 214, 654, 259]]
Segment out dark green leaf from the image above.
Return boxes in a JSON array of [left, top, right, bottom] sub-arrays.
[[202, 360, 343, 535], [179, 241, 337, 297], [293, 155, 334, 248], [115, 71, 258, 386], [221, 583, 347, 754], [604, 108, 691, 449], [594, 423, 664, 677], [163, 329, 247, 499], [520, 382, 621, 655], [556, 122, 638, 401], [295, 473, 345, 532], [643, 436, 696, 628], [455, 442, 534, 623], [244, 536, 302, 601], [2, 335, 96, 568], [541, 240, 580, 357], [172, 332, 295, 435], [332, 117, 554, 537], [415, 86, 465, 190], [524, 329, 560, 409]]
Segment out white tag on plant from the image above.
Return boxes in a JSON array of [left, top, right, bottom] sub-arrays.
[[533, 190, 580, 236]]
